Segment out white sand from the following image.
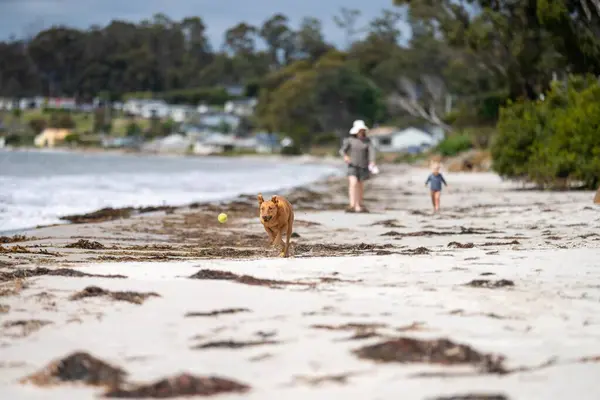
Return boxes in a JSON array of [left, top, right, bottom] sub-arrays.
[[1, 167, 600, 399]]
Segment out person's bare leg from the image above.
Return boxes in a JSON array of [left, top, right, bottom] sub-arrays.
[[434, 191, 441, 212], [430, 191, 436, 212], [356, 180, 364, 211], [348, 176, 358, 210]]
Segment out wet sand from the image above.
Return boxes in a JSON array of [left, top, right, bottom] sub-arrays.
[[1, 165, 600, 399]]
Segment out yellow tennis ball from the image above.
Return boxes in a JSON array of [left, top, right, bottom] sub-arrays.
[[218, 213, 228, 223]]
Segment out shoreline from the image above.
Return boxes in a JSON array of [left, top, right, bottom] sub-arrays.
[[0, 150, 343, 235], [1, 166, 599, 399]]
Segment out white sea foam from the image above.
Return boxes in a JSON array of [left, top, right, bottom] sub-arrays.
[[0, 150, 341, 232]]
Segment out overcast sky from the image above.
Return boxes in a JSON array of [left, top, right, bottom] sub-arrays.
[[0, 0, 404, 47]]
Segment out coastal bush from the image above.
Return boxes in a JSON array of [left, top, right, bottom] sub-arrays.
[[435, 133, 473, 156], [492, 75, 600, 189], [28, 117, 47, 134]]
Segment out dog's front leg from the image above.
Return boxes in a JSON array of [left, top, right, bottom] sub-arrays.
[[264, 226, 276, 245]]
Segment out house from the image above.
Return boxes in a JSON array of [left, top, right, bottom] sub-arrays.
[[224, 98, 257, 116], [140, 101, 170, 119], [34, 128, 72, 148], [369, 126, 445, 153], [123, 99, 169, 118], [0, 136, 5, 149], [142, 133, 192, 154], [254, 132, 281, 153], [197, 104, 220, 114], [222, 84, 245, 97], [192, 133, 236, 155], [197, 112, 240, 131], [169, 105, 194, 123], [102, 136, 143, 150], [46, 97, 77, 110]]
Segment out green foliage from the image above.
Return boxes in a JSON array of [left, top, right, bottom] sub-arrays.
[[160, 88, 233, 105], [125, 121, 142, 136], [5, 133, 35, 146], [492, 75, 600, 189], [48, 112, 76, 129], [435, 134, 473, 156], [64, 133, 81, 144], [28, 117, 47, 134], [257, 51, 385, 147], [280, 144, 303, 156]]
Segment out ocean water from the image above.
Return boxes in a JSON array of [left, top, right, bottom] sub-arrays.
[[0, 149, 341, 232]]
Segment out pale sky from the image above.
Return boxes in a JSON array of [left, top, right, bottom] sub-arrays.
[[0, 0, 406, 47]]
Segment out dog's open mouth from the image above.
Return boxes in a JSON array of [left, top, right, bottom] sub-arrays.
[[262, 216, 273, 222]]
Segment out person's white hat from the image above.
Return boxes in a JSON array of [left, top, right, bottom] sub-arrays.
[[349, 120, 369, 135]]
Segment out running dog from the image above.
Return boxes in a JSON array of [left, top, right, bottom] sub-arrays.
[[257, 194, 294, 257]]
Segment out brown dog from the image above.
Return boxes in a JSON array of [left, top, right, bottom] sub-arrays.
[[257, 193, 294, 257]]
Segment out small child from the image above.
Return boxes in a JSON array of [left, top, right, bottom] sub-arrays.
[[425, 162, 448, 213]]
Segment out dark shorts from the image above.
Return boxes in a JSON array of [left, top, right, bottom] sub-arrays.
[[348, 165, 370, 181]]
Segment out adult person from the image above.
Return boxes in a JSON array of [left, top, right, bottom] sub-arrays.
[[339, 120, 377, 213]]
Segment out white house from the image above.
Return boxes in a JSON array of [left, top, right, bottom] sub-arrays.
[[369, 126, 445, 153], [123, 99, 169, 118], [197, 112, 240, 131], [143, 133, 192, 154], [169, 105, 195, 123], [0, 136, 5, 148], [224, 98, 257, 116]]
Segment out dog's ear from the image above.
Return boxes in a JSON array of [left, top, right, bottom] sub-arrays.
[[271, 196, 278, 204], [257, 194, 264, 205]]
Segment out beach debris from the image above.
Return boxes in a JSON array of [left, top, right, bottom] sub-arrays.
[[21, 352, 126, 388], [0, 245, 31, 253], [381, 231, 402, 236], [370, 219, 405, 228], [66, 239, 105, 250], [480, 240, 520, 246], [0, 304, 9, 313], [401, 247, 430, 255], [188, 269, 306, 288], [70, 286, 160, 304], [193, 340, 280, 350], [0, 235, 34, 244], [3, 319, 53, 337], [103, 373, 250, 398], [0, 267, 126, 282], [464, 279, 515, 289], [311, 323, 387, 331], [295, 242, 394, 256], [448, 241, 475, 248], [292, 372, 357, 386], [311, 323, 387, 341], [185, 308, 250, 317], [0, 278, 28, 297], [354, 337, 507, 374], [60, 205, 178, 224], [61, 207, 134, 224], [429, 395, 508, 400]]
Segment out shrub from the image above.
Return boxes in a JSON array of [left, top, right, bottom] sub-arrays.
[[29, 117, 47, 134], [492, 75, 600, 189], [435, 133, 473, 156]]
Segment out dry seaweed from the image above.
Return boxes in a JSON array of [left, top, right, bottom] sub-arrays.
[[70, 286, 160, 304]]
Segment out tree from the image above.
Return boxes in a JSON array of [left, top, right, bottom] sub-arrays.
[[260, 14, 295, 67], [224, 23, 258, 56], [257, 51, 385, 147], [492, 75, 600, 189], [295, 17, 332, 61], [333, 8, 363, 49]]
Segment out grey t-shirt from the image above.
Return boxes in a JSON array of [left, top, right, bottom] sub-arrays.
[[339, 136, 375, 169], [425, 173, 447, 191]]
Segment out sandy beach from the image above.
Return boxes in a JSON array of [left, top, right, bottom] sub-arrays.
[[1, 164, 599, 399]]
